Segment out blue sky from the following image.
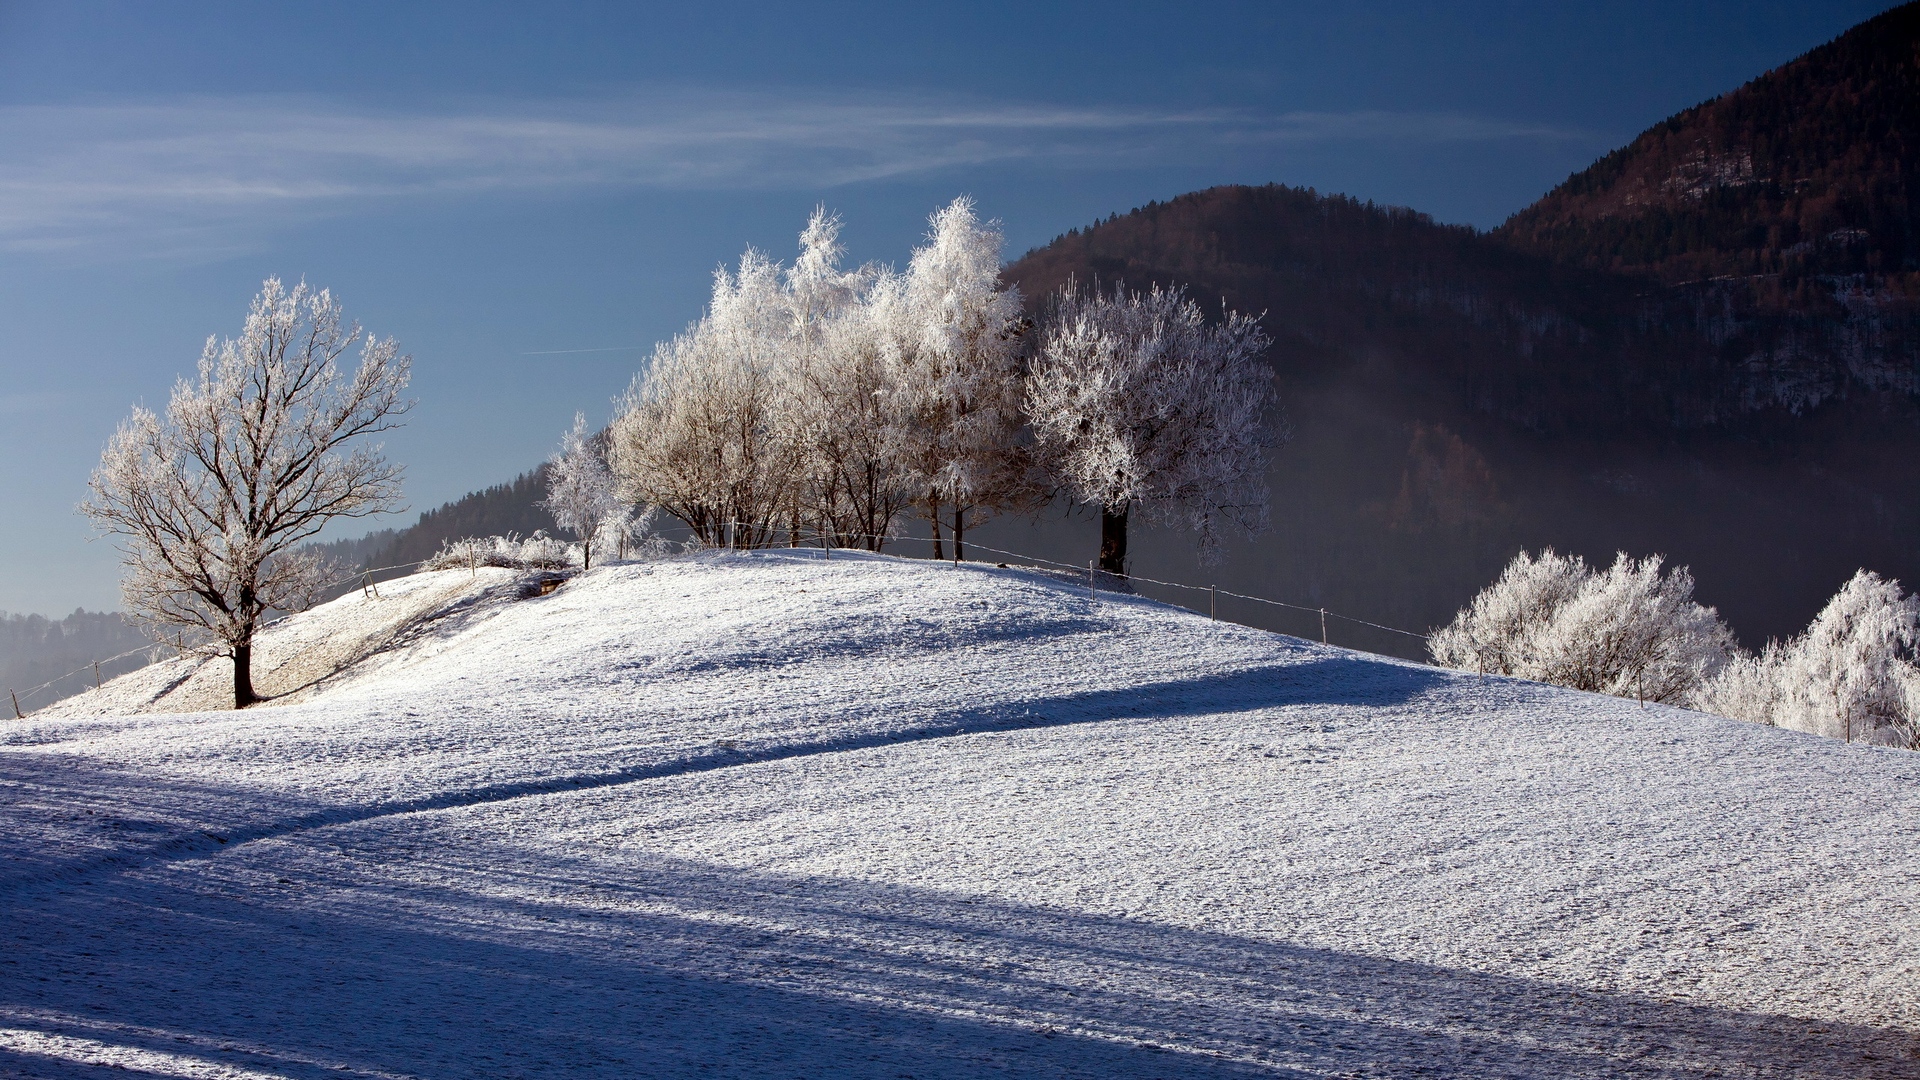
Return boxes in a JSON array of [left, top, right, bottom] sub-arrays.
[[0, 0, 1892, 615]]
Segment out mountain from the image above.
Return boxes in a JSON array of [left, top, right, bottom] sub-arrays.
[[18, 552, 1919, 1076], [284, 5, 1920, 661], [999, 180, 1920, 657], [1499, 2, 1920, 285]]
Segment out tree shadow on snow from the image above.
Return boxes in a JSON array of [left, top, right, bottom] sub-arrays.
[[0, 656, 1444, 887], [2, 838, 1915, 1079]]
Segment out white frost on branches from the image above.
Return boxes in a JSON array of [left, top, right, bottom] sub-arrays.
[[1429, 549, 1736, 705], [1027, 281, 1274, 562], [1695, 570, 1920, 747], [81, 278, 411, 707], [610, 201, 1033, 554], [540, 413, 626, 569], [609, 199, 1275, 571], [882, 197, 1034, 546], [610, 248, 796, 548]]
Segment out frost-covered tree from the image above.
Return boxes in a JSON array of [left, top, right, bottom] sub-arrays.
[[775, 209, 913, 549], [1027, 281, 1274, 574], [539, 413, 626, 570], [1694, 570, 1920, 746], [884, 197, 1035, 560], [1427, 549, 1587, 677], [790, 281, 917, 549], [1430, 549, 1736, 704], [610, 250, 796, 548], [81, 278, 411, 708], [610, 198, 1051, 559]]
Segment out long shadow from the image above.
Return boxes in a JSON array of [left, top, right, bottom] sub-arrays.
[[258, 572, 543, 704], [0, 754, 330, 890], [1, 654, 1449, 890], [3, 836, 1913, 1079]]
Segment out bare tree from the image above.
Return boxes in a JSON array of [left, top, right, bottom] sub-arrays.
[[81, 278, 412, 708], [1028, 281, 1274, 575], [540, 413, 626, 570]]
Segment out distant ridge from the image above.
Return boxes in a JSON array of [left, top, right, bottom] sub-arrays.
[[1498, 1, 1920, 284], [302, 4, 1920, 658], [310, 467, 555, 579]]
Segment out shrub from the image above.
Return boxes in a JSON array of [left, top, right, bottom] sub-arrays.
[[422, 534, 579, 573], [1431, 549, 1736, 704], [1694, 570, 1920, 747]]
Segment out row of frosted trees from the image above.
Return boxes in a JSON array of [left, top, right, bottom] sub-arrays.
[[595, 199, 1274, 574], [1429, 549, 1920, 748]]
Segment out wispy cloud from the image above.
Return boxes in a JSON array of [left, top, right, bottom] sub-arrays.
[[0, 91, 1587, 256]]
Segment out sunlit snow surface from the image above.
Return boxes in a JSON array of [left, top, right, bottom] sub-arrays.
[[5, 551, 1919, 1078]]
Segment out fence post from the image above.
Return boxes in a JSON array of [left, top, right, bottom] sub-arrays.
[[1088, 560, 1096, 602], [94, 662, 101, 689], [1210, 587, 1216, 620], [9, 690, 21, 719], [1320, 608, 1328, 645]]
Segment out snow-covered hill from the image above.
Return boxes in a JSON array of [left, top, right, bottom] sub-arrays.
[[4, 550, 1918, 1078]]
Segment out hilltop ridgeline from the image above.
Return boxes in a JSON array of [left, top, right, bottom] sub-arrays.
[[1498, 1, 1920, 286]]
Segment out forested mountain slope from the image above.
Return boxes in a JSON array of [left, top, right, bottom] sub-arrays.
[[0, 609, 151, 713], [1001, 179, 1920, 656], [1499, 1, 1920, 285]]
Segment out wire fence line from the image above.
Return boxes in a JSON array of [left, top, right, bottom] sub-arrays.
[[10, 530, 1436, 717], [703, 523, 1435, 644], [8, 559, 424, 715]]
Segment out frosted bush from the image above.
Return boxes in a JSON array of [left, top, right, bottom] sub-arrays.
[[1431, 549, 1735, 704], [1695, 570, 1920, 747], [1689, 645, 1787, 728], [422, 534, 579, 573], [1429, 549, 1587, 677]]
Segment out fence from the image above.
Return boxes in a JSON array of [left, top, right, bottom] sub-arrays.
[[695, 522, 1435, 653], [9, 533, 1438, 717], [7, 559, 422, 716]]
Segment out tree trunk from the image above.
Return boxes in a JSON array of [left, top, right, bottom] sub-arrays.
[[952, 507, 965, 563], [232, 640, 257, 709], [929, 500, 944, 561], [1099, 506, 1129, 577], [583, 536, 592, 571]]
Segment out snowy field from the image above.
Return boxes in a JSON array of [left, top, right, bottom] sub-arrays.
[[5, 550, 1919, 1078]]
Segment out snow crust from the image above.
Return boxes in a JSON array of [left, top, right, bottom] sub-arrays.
[[5, 550, 1919, 1077]]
